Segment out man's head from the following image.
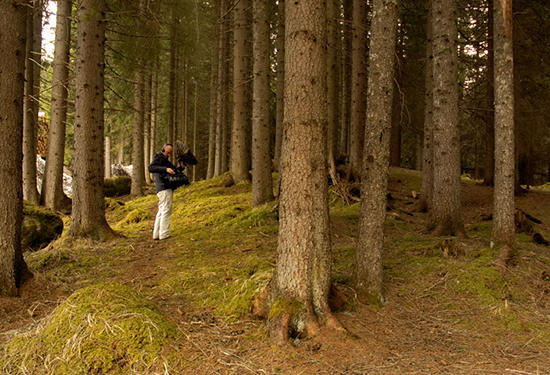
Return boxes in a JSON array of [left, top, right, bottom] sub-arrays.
[[162, 144, 173, 158]]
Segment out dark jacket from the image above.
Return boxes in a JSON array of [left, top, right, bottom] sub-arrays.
[[148, 151, 181, 193]]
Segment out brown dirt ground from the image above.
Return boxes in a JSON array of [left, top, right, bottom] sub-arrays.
[[2, 170, 550, 374]]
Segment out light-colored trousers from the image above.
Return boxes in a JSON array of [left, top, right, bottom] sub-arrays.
[[153, 189, 173, 240]]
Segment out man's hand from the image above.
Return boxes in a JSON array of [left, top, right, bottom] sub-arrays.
[[166, 168, 176, 174]]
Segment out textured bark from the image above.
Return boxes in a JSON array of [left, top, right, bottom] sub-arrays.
[[0, 0, 32, 296], [42, 0, 72, 211], [252, 0, 274, 206], [483, 0, 495, 187], [69, 0, 114, 241], [23, 6, 39, 204], [207, 0, 220, 179], [231, 0, 253, 184], [144, 72, 152, 184], [492, 0, 516, 254], [268, 0, 339, 344], [327, 0, 338, 181], [352, 0, 400, 305], [273, 0, 285, 172], [215, 0, 230, 177], [420, 0, 434, 211], [430, 0, 466, 237], [340, 0, 352, 158], [131, 67, 145, 197]]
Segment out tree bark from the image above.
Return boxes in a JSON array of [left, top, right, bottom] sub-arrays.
[[420, 0, 434, 211], [231, 0, 253, 184], [430, 0, 466, 237], [252, 0, 274, 206], [42, 0, 71, 210], [352, 0, 400, 305], [273, 0, 285, 172], [207, 0, 220, 180], [340, 0, 352, 158], [0, 0, 32, 296], [23, 5, 39, 204], [266, 0, 340, 345], [131, 67, 145, 197], [492, 0, 516, 264], [348, 0, 369, 180], [69, 0, 114, 241], [327, 0, 338, 181], [483, 0, 495, 187]]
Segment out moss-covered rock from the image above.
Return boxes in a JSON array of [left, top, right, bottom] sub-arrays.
[[1, 282, 176, 374], [104, 176, 132, 197], [21, 200, 63, 251]]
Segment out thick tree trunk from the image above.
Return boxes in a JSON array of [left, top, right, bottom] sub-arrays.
[[252, 0, 274, 206], [273, 0, 285, 172], [42, 0, 72, 211], [420, 0, 434, 211], [231, 0, 252, 184], [207, 1, 220, 180], [23, 6, 39, 204], [352, 0, 400, 305], [0, 0, 32, 296], [492, 0, 516, 267], [430, 0, 466, 237], [348, 0, 369, 180], [69, 0, 114, 241], [266, 0, 340, 345]]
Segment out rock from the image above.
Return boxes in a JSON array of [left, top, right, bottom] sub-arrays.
[[21, 200, 63, 251], [111, 163, 133, 177]]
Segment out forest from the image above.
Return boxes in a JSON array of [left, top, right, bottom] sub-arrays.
[[1, 0, 550, 373]]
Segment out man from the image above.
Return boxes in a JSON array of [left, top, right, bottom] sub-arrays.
[[148, 144, 178, 240]]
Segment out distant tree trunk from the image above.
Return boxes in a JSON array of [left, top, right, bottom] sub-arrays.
[[420, 0, 434, 211], [327, 0, 338, 181], [0, 0, 32, 297], [348, 0, 369, 180], [352, 0, 400, 305], [492, 0, 515, 263], [273, 0, 285, 172], [252, 0, 274, 206], [389, 91, 401, 167], [69, 0, 114, 241], [150, 68, 159, 179], [231, 0, 252, 184], [144, 72, 152, 184], [340, 0, 352, 158], [104, 135, 111, 178], [42, 0, 72, 211], [131, 67, 145, 197], [430, 0, 466, 237], [483, 0, 495, 187], [207, 1, 220, 180], [265, 0, 341, 345], [167, 12, 178, 146], [215, 0, 230, 177], [23, 6, 39, 204]]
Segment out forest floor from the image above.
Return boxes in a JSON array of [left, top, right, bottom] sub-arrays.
[[2, 168, 550, 374]]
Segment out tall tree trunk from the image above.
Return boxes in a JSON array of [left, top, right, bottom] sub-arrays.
[[215, 0, 229, 177], [265, 0, 340, 345], [348, 0, 369, 180], [252, 0, 274, 206], [69, 0, 114, 241], [144, 71, 152, 184], [492, 0, 516, 265], [0, 0, 32, 297], [207, 1, 220, 180], [483, 0, 495, 187], [327, 0, 338, 181], [352, 0, 400, 305], [104, 134, 111, 178], [167, 12, 178, 146], [150, 67, 159, 179], [231, 0, 253, 184], [420, 0, 434, 211], [340, 0, 352, 158], [273, 0, 285, 172], [430, 0, 466, 237], [131, 67, 145, 197], [23, 5, 39, 204], [42, 0, 72, 211]]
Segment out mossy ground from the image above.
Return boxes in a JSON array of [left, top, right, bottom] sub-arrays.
[[2, 170, 550, 374]]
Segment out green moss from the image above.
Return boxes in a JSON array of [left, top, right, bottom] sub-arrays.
[[104, 176, 132, 197], [268, 297, 303, 320], [1, 282, 175, 374]]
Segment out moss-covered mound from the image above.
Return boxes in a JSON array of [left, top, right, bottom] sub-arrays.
[[1, 282, 176, 374], [21, 200, 64, 251], [104, 176, 132, 197]]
